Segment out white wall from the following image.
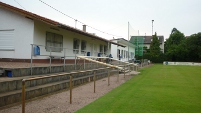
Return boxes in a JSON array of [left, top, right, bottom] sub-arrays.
[[118, 45, 135, 62], [111, 40, 135, 62], [0, 7, 110, 60], [33, 20, 109, 59], [0, 8, 34, 59], [111, 40, 118, 59]]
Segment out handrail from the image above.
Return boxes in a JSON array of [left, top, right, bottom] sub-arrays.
[[23, 68, 108, 81], [77, 56, 123, 70], [22, 67, 111, 113], [81, 56, 138, 66], [110, 58, 138, 66]]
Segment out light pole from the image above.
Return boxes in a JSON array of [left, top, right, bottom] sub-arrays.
[[152, 20, 154, 35]]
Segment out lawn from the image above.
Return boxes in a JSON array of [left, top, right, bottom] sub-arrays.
[[76, 64, 201, 113]]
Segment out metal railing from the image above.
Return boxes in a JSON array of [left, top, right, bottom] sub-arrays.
[[79, 56, 139, 72], [30, 44, 110, 75], [22, 67, 116, 113]]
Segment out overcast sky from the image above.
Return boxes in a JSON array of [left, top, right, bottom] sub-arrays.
[[1, 0, 201, 40]]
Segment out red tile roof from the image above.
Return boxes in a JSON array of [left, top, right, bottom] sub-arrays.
[[0, 1, 125, 47]]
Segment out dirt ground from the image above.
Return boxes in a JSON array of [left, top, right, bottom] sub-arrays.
[[0, 71, 139, 113]]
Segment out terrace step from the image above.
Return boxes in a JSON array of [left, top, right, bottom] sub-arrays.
[[0, 70, 110, 93], [0, 70, 117, 108]]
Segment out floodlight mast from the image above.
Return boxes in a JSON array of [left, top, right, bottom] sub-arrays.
[[152, 20, 154, 35]]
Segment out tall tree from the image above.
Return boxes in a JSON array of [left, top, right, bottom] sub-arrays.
[[185, 33, 201, 62], [150, 32, 161, 57], [149, 32, 163, 62], [164, 28, 185, 61]]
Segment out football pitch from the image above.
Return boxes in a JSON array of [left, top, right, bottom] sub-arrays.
[[76, 64, 201, 113]]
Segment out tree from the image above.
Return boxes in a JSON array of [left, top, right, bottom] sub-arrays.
[[149, 32, 163, 62], [164, 28, 185, 61], [150, 32, 161, 57], [185, 32, 201, 62]]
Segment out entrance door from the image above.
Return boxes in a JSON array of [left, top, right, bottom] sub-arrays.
[[118, 49, 120, 60]]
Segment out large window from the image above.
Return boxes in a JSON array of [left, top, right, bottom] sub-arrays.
[[81, 40, 86, 54], [46, 32, 63, 52], [100, 44, 103, 54], [104, 45, 107, 55], [121, 50, 123, 58], [124, 50, 126, 58], [73, 38, 80, 54]]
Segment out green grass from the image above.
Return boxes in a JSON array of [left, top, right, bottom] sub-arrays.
[[76, 65, 201, 113]]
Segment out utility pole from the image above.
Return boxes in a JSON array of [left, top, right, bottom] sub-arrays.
[[128, 22, 129, 62]]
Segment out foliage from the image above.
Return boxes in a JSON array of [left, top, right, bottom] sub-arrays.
[[184, 33, 201, 61], [165, 28, 201, 62], [164, 28, 185, 61], [76, 65, 201, 113], [148, 32, 163, 63], [150, 32, 161, 57]]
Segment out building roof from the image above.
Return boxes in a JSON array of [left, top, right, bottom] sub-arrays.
[[0, 1, 124, 47], [110, 38, 134, 47], [130, 36, 164, 44]]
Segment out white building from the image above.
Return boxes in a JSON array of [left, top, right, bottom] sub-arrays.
[[0, 2, 123, 63], [110, 38, 135, 62]]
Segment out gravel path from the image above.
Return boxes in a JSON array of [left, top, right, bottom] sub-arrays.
[[0, 72, 138, 113]]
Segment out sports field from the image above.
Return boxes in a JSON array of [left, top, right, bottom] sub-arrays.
[[76, 64, 201, 113]]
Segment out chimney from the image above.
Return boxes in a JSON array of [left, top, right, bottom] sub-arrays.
[[83, 25, 86, 32]]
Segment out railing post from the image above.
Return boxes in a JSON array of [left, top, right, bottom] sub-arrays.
[[117, 69, 119, 82], [30, 44, 33, 75], [84, 59, 85, 69], [75, 55, 77, 70], [49, 47, 52, 73], [64, 48, 66, 72], [108, 69, 110, 86], [70, 75, 73, 104], [22, 80, 26, 113], [124, 65, 125, 78], [94, 71, 96, 93]]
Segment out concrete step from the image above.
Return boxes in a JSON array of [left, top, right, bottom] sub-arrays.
[[0, 70, 108, 94], [0, 70, 117, 108], [0, 73, 70, 94]]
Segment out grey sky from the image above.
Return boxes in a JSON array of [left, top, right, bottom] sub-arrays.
[[1, 0, 201, 40]]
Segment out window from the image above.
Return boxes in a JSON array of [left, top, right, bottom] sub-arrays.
[[0, 29, 14, 50], [100, 45, 103, 54], [104, 45, 107, 55], [73, 38, 80, 54], [124, 50, 126, 58], [46, 32, 63, 52], [121, 50, 123, 58], [81, 40, 86, 54], [117, 49, 120, 57]]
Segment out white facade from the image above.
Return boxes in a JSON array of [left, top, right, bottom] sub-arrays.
[[33, 20, 110, 59], [0, 7, 111, 60], [111, 39, 135, 62], [0, 7, 34, 59]]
